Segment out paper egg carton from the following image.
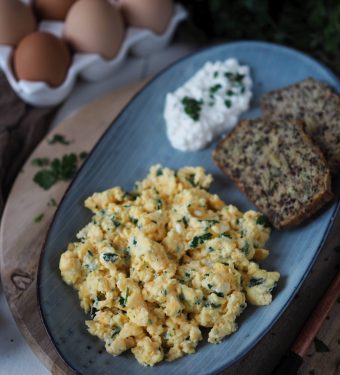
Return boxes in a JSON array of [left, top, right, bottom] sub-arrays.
[[0, 3, 187, 107]]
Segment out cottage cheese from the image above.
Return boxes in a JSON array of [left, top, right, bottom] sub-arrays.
[[164, 59, 252, 151]]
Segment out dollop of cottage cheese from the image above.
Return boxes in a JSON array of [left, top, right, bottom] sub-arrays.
[[164, 59, 252, 151]]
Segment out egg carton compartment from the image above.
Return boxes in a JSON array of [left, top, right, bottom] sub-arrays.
[[0, 3, 187, 106]]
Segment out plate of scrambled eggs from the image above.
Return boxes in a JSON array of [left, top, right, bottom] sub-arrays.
[[39, 42, 339, 375]]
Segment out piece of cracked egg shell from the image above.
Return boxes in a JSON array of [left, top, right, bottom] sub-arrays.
[[13, 31, 71, 87], [119, 0, 174, 34], [64, 0, 125, 59], [0, 0, 36, 46]]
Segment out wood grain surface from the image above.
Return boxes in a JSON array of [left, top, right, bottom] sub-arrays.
[[0, 78, 339, 375], [0, 81, 146, 375]]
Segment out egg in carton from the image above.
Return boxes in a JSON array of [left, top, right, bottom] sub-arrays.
[[0, 0, 187, 106]]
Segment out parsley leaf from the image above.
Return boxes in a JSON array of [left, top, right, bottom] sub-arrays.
[[181, 96, 203, 121], [256, 215, 271, 228], [33, 153, 79, 190], [48, 134, 71, 145], [33, 213, 44, 223], [31, 158, 50, 167], [248, 277, 265, 287], [190, 233, 212, 248]]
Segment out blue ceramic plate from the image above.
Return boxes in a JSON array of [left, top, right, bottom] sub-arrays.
[[38, 41, 340, 375]]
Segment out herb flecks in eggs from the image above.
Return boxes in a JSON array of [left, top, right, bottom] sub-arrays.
[[59, 165, 279, 367]]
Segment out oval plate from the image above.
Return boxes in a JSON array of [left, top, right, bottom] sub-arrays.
[[38, 41, 340, 375]]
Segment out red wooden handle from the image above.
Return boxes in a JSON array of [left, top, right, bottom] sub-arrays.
[[291, 271, 340, 357]]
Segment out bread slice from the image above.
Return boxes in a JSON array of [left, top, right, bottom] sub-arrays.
[[213, 117, 333, 229], [261, 77, 340, 173]]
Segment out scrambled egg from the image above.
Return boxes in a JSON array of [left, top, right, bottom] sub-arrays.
[[59, 165, 280, 366]]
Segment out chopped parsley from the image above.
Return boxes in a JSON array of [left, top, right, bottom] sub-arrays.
[[102, 253, 118, 263], [209, 83, 222, 94], [181, 96, 203, 121], [33, 213, 44, 223], [182, 216, 189, 226], [207, 283, 213, 289], [156, 199, 163, 210], [119, 288, 129, 307], [31, 157, 49, 167], [90, 305, 97, 319], [130, 217, 138, 225], [226, 90, 234, 96], [79, 151, 88, 160], [205, 302, 221, 309], [208, 246, 215, 252], [186, 173, 197, 187], [241, 241, 250, 255], [220, 232, 231, 238], [132, 237, 137, 246], [47, 198, 57, 207], [224, 99, 232, 108], [213, 71, 218, 78], [156, 167, 163, 176], [111, 215, 121, 228], [48, 134, 71, 145], [88, 250, 93, 256], [248, 277, 265, 287], [214, 292, 224, 298], [256, 215, 271, 228], [33, 153, 79, 190], [190, 232, 212, 248], [111, 327, 121, 338]]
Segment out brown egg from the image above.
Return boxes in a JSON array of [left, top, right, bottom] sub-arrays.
[[34, 0, 78, 21], [64, 0, 125, 60], [0, 0, 36, 46], [14, 32, 71, 87], [120, 0, 174, 34]]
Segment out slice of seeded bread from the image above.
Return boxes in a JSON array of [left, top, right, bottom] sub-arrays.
[[261, 77, 340, 173], [213, 117, 334, 229]]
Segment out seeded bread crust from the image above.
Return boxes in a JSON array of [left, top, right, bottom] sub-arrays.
[[213, 117, 334, 229], [261, 77, 340, 173]]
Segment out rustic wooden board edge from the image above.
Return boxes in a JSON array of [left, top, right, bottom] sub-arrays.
[[0, 80, 146, 375]]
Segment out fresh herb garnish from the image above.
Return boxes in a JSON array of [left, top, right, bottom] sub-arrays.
[[209, 83, 222, 94], [119, 287, 129, 307], [248, 277, 265, 287], [182, 216, 189, 226], [156, 199, 163, 210], [213, 71, 218, 78], [48, 134, 71, 145], [130, 217, 138, 225], [88, 250, 93, 256], [206, 302, 221, 309], [314, 338, 330, 352], [111, 327, 121, 338], [190, 232, 212, 248], [47, 198, 57, 207], [181, 96, 203, 121], [79, 151, 88, 160], [186, 173, 197, 187], [256, 215, 271, 228], [111, 215, 121, 228], [156, 167, 163, 176], [241, 241, 250, 255], [226, 90, 234, 96], [214, 291, 224, 297], [33, 213, 44, 223], [224, 99, 232, 108], [33, 153, 78, 190], [102, 253, 118, 263], [207, 283, 213, 289], [31, 158, 50, 167], [90, 305, 97, 319]]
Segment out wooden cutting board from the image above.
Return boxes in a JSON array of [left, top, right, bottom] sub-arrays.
[[0, 81, 146, 375], [0, 78, 339, 375]]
